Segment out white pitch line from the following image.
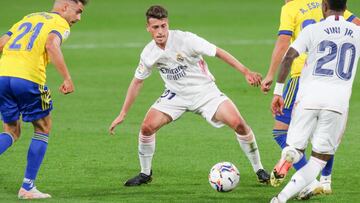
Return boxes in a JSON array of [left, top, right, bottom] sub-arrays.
[[63, 39, 274, 49]]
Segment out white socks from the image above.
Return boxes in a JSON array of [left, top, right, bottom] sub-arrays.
[[138, 133, 155, 176], [277, 156, 327, 202], [236, 130, 263, 172]]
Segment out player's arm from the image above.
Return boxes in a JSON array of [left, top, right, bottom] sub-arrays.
[[261, 35, 291, 93], [262, 2, 295, 93], [45, 33, 74, 94], [0, 34, 11, 53], [271, 48, 299, 116], [215, 47, 262, 86], [109, 77, 144, 135]]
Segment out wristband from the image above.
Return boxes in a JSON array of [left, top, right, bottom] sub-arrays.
[[273, 82, 285, 96]]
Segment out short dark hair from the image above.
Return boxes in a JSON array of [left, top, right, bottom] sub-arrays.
[[146, 5, 168, 21], [326, 0, 347, 11], [70, 0, 88, 5]]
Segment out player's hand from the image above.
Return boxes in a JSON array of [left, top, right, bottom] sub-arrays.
[[245, 71, 262, 87], [261, 75, 273, 94], [109, 113, 126, 135], [271, 95, 284, 116], [59, 78, 74, 94]]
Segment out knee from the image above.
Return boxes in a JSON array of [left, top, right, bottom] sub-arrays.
[[282, 146, 303, 163], [141, 122, 156, 136], [5, 126, 21, 141], [230, 119, 249, 135]]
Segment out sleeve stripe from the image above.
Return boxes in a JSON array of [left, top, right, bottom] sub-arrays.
[[5, 31, 13, 36], [278, 30, 293, 36], [50, 30, 63, 44], [346, 15, 356, 22]]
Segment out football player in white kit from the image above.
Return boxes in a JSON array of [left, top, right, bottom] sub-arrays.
[[270, 0, 360, 202], [109, 5, 271, 186]]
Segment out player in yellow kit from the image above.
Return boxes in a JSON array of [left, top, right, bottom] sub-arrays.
[[261, 0, 360, 199], [0, 0, 87, 199]]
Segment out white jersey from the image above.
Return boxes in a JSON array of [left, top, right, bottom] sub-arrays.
[[135, 30, 217, 95], [291, 15, 360, 114]]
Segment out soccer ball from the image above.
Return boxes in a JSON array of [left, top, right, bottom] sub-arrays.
[[208, 162, 240, 192]]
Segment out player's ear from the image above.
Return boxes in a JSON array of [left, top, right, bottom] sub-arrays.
[[146, 23, 150, 32], [321, 0, 327, 17], [63, 2, 70, 12]]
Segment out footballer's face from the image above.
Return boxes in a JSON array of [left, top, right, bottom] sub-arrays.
[[147, 18, 169, 49], [63, 1, 84, 26]]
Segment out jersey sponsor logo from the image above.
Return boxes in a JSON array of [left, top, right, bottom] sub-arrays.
[[159, 65, 187, 80]]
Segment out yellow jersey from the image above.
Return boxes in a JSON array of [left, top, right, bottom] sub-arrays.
[[278, 0, 355, 77], [0, 12, 70, 85]]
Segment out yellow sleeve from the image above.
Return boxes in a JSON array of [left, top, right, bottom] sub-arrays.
[[278, 4, 296, 36], [48, 19, 70, 44], [344, 10, 356, 22]]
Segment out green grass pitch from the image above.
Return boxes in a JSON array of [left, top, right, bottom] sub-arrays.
[[0, 0, 360, 202]]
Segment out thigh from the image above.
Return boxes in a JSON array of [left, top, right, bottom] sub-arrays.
[[212, 99, 246, 129], [10, 78, 53, 122], [151, 89, 188, 121], [0, 77, 20, 123], [275, 77, 300, 125], [287, 106, 318, 150], [311, 110, 345, 155]]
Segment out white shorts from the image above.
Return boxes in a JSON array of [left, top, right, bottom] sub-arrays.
[[151, 85, 229, 128], [287, 104, 348, 155]]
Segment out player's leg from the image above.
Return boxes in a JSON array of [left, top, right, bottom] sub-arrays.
[[297, 156, 334, 199], [139, 108, 172, 175], [320, 156, 333, 194], [212, 99, 270, 183], [318, 111, 344, 195], [0, 76, 22, 154], [124, 107, 173, 186], [273, 153, 330, 203], [125, 89, 186, 186], [271, 107, 317, 187], [18, 115, 52, 199], [0, 121, 20, 154], [317, 110, 347, 196], [272, 77, 307, 171], [10, 78, 53, 199], [273, 110, 343, 202]]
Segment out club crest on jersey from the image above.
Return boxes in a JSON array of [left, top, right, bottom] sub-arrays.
[[176, 53, 184, 62]]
